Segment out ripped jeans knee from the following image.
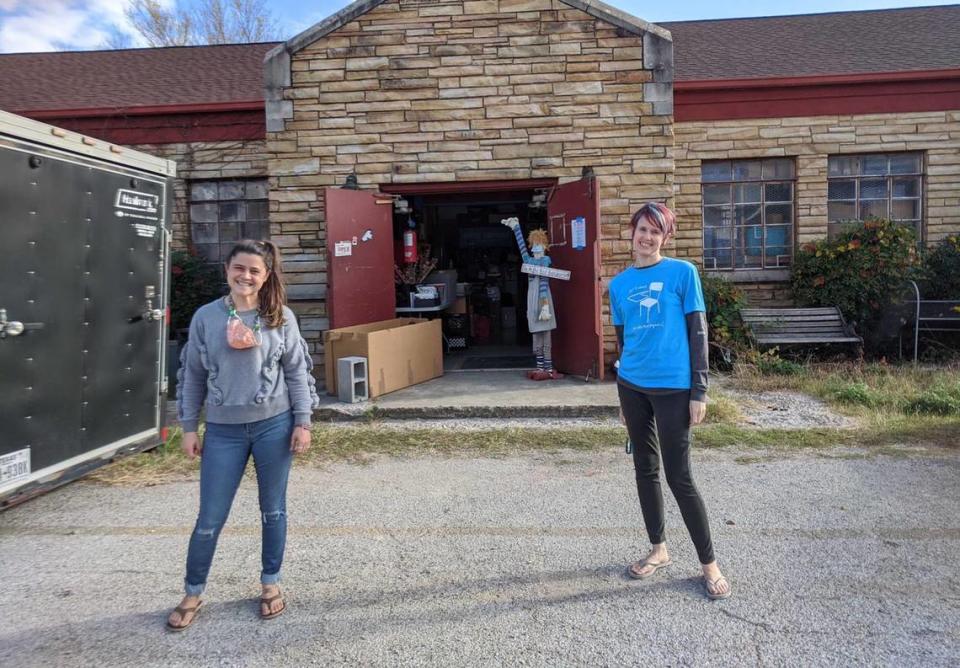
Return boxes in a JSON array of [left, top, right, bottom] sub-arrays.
[[191, 522, 222, 541], [261, 509, 286, 526]]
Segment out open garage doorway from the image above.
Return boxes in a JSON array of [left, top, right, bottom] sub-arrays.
[[327, 177, 604, 380]]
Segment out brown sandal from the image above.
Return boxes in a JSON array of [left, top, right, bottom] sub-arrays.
[[166, 601, 203, 632], [260, 589, 286, 620], [705, 575, 732, 600], [626, 558, 672, 580]]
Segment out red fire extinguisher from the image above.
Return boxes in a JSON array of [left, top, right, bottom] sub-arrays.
[[403, 228, 418, 263]]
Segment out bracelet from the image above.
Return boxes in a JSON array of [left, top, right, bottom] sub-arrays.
[[295, 424, 311, 431]]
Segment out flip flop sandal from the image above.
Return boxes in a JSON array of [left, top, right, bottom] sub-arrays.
[[166, 601, 203, 632], [626, 558, 672, 580], [705, 576, 732, 600], [260, 590, 286, 620]]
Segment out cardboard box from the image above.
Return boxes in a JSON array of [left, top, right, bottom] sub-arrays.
[[324, 318, 443, 398]]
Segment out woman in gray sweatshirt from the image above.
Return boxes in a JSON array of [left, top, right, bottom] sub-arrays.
[[167, 239, 319, 631]]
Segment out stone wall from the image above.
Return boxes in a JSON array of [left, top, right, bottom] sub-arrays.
[[266, 0, 675, 369], [675, 110, 960, 305]]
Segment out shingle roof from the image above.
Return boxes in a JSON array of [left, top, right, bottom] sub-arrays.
[[662, 5, 960, 81], [0, 42, 279, 113], [0, 5, 958, 114]]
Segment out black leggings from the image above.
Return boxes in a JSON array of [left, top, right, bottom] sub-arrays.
[[618, 383, 715, 564]]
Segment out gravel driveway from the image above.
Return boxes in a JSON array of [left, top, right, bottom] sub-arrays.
[[1, 446, 958, 666]]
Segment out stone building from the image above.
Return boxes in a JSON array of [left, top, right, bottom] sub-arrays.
[[1, 2, 958, 381]]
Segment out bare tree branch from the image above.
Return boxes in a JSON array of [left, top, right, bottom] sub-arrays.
[[123, 0, 279, 47]]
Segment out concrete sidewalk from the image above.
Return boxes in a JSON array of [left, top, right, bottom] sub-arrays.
[[316, 370, 621, 420], [1, 446, 958, 666]]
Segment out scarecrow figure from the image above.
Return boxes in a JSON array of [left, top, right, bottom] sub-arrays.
[[502, 217, 564, 380]]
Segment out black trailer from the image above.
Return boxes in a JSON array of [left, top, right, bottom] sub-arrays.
[[0, 111, 175, 507]]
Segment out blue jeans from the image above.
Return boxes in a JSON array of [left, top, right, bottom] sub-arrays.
[[184, 410, 293, 596]]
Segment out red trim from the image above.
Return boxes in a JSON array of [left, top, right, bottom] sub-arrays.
[[677, 68, 960, 90], [22, 109, 265, 144], [380, 178, 557, 195], [22, 100, 264, 119], [676, 68, 960, 121]]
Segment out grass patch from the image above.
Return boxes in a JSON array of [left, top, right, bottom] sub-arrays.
[[86, 427, 199, 486], [705, 391, 742, 424], [88, 414, 960, 486], [727, 361, 960, 417], [307, 425, 626, 462]]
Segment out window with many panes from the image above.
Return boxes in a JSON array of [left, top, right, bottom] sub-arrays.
[[701, 158, 795, 271], [827, 153, 923, 239], [189, 179, 269, 263]]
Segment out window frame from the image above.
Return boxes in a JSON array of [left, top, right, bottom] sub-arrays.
[[826, 152, 925, 241], [700, 158, 797, 272], [188, 178, 270, 264]]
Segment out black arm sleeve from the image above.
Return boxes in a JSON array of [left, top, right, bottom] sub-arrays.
[[615, 325, 624, 352], [686, 311, 709, 402]]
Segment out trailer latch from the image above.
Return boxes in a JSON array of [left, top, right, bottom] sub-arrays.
[[0, 308, 44, 338]]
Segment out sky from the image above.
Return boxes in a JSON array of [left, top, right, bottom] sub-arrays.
[[0, 0, 956, 53]]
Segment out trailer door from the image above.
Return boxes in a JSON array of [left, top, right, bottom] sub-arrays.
[[83, 172, 167, 450], [0, 142, 86, 479]]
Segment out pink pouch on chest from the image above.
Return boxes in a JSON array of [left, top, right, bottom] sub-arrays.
[[227, 316, 259, 349]]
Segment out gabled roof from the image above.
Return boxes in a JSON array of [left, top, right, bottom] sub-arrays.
[[0, 42, 279, 113], [663, 4, 960, 81]]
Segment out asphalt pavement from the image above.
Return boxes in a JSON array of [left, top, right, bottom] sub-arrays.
[[1, 446, 959, 666]]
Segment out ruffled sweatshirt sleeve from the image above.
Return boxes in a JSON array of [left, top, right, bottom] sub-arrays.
[[176, 313, 208, 433], [280, 308, 320, 426]]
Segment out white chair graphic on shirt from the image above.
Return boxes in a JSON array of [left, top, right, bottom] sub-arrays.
[[639, 282, 663, 322]]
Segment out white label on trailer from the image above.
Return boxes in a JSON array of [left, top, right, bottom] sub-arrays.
[[0, 448, 30, 485], [521, 263, 571, 281], [114, 189, 159, 221], [335, 241, 352, 257], [129, 223, 158, 238]]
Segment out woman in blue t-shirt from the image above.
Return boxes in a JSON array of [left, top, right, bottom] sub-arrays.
[[608, 202, 731, 600]]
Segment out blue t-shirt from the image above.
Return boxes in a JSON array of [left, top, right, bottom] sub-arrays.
[[609, 257, 706, 390]]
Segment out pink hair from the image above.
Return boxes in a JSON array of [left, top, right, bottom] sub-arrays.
[[629, 202, 677, 238]]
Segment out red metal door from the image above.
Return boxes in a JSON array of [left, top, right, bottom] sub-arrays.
[[325, 188, 395, 329], [546, 177, 604, 380]]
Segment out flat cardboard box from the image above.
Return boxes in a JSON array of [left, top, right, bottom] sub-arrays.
[[324, 318, 443, 398]]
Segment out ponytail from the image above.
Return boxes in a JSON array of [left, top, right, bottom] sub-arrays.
[[225, 239, 287, 328]]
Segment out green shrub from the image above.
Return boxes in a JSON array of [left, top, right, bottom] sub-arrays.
[[830, 381, 882, 408], [756, 353, 804, 376], [920, 236, 960, 300], [734, 347, 805, 376], [791, 218, 921, 353], [701, 273, 749, 347], [170, 250, 225, 335], [903, 385, 960, 416]]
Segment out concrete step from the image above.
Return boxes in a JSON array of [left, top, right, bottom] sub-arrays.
[[316, 370, 620, 421]]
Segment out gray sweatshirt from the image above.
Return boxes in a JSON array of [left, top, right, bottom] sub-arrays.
[[176, 298, 319, 432]]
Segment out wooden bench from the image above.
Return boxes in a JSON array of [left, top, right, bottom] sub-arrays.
[[740, 306, 862, 349]]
